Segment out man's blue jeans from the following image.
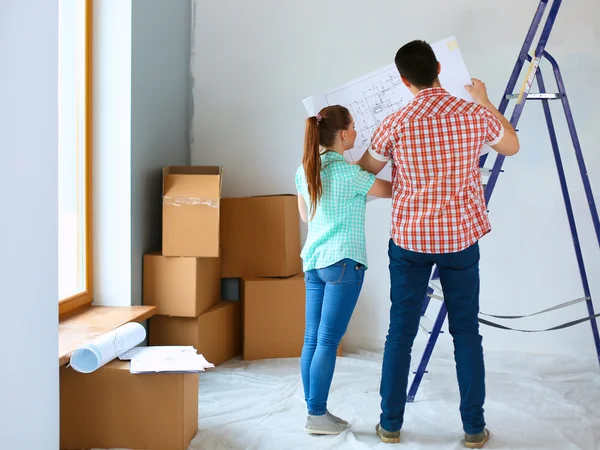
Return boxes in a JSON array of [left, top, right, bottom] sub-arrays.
[[380, 240, 486, 435], [301, 259, 365, 416]]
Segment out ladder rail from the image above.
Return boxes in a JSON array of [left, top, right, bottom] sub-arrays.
[[407, 303, 447, 402], [410, 1, 556, 401], [479, 0, 549, 167], [543, 51, 600, 249], [484, 1, 561, 204], [537, 55, 600, 362]]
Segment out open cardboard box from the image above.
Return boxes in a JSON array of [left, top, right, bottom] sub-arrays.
[[162, 166, 222, 257]]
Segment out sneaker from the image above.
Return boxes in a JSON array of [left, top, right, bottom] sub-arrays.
[[304, 413, 348, 435], [464, 428, 491, 449], [375, 423, 401, 444], [326, 409, 348, 426]]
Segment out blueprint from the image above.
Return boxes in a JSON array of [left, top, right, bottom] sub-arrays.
[[303, 36, 491, 181]]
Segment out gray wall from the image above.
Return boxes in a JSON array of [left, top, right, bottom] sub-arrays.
[[131, 0, 192, 305], [0, 1, 59, 448]]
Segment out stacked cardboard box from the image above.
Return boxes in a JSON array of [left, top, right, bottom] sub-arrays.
[[63, 166, 236, 450], [145, 166, 242, 366], [220, 195, 303, 278], [221, 195, 342, 360], [147, 172, 342, 364]]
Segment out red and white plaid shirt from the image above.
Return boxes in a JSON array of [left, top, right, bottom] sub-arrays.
[[369, 87, 504, 254]]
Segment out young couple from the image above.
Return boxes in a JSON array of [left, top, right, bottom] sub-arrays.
[[295, 40, 520, 448]]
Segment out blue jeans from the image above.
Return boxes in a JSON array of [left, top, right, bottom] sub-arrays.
[[301, 259, 365, 416], [380, 240, 485, 435]]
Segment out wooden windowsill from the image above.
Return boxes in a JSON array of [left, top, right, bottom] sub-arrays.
[[59, 305, 157, 366]]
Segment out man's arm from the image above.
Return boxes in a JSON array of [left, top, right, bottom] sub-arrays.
[[358, 114, 395, 175], [466, 79, 520, 156]]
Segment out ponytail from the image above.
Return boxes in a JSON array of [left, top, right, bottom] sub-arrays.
[[301, 106, 352, 220], [303, 116, 322, 219]]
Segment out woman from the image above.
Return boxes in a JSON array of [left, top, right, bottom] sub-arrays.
[[296, 105, 392, 435]]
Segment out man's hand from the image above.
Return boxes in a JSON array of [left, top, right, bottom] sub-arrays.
[[465, 78, 491, 106], [466, 78, 520, 156]]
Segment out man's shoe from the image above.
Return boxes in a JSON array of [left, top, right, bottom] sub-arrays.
[[464, 428, 491, 449], [304, 413, 348, 435], [375, 423, 400, 444]]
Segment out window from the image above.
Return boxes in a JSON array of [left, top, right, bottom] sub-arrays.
[[58, 0, 93, 315]]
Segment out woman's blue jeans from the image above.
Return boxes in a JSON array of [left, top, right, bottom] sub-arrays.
[[300, 259, 365, 415]]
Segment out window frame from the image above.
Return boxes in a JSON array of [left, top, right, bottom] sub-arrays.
[[59, 0, 93, 317]]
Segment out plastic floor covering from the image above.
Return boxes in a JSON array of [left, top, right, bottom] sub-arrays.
[[185, 348, 600, 450]]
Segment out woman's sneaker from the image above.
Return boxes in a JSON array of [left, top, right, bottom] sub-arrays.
[[375, 423, 401, 443], [304, 413, 348, 435], [326, 409, 348, 426], [464, 428, 491, 448]]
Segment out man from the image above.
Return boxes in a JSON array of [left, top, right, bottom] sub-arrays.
[[358, 40, 519, 449]]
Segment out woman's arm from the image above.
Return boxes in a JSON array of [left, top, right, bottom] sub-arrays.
[[367, 179, 393, 198], [297, 193, 309, 223]]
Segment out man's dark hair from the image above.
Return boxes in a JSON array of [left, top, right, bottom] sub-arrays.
[[394, 40, 439, 88]]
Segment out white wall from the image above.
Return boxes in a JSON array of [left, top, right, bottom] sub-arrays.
[[93, 0, 191, 307], [0, 1, 59, 448], [191, 0, 600, 356]]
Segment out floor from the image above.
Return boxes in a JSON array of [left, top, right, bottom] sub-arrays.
[[189, 346, 600, 450]]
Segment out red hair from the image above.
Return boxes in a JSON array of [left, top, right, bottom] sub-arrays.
[[302, 105, 352, 218]]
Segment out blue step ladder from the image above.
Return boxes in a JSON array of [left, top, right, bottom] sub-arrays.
[[408, 0, 600, 402]]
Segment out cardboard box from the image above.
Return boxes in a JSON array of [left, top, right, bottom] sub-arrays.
[[60, 360, 198, 450], [162, 166, 222, 257], [221, 195, 302, 278], [241, 275, 341, 360], [143, 252, 221, 317], [150, 301, 242, 366]]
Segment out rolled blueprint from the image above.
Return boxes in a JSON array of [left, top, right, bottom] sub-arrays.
[[70, 322, 146, 373]]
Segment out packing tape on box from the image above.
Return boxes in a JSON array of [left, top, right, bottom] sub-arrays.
[[163, 196, 219, 208]]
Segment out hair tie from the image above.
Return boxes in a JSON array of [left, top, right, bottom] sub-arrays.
[[316, 113, 323, 123]]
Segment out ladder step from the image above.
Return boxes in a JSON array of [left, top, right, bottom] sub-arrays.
[[428, 292, 444, 301], [420, 315, 443, 334], [505, 93, 562, 100], [419, 316, 434, 333], [428, 280, 443, 294], [481, 167, 491, 187]]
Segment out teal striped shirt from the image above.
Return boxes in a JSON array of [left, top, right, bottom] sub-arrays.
[[295, 151, 376, 272]]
